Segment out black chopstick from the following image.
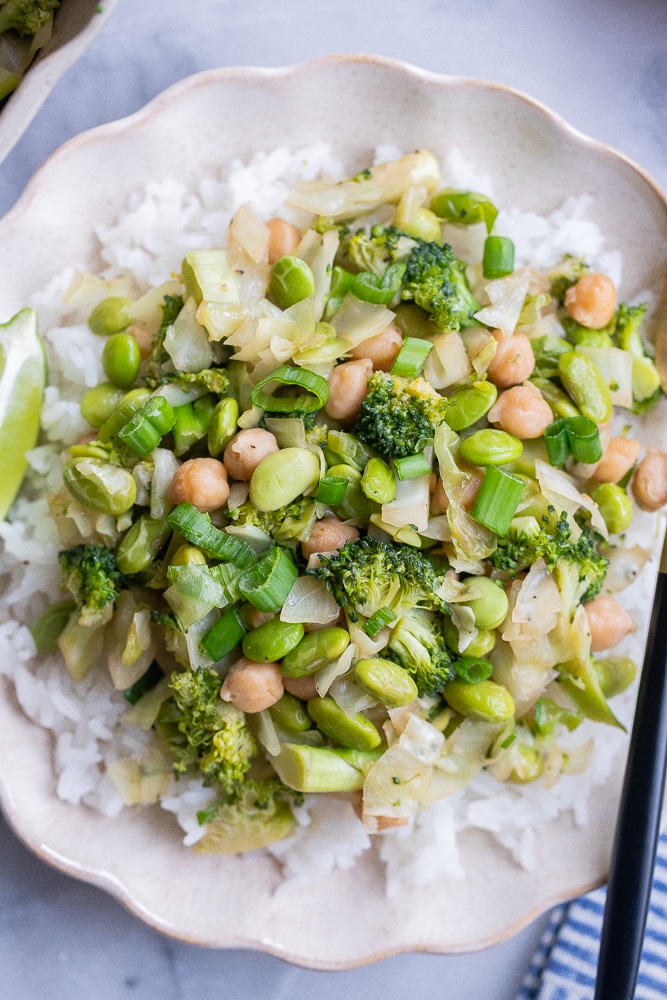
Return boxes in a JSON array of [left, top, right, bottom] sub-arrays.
[[593, 539, 667, 1000]]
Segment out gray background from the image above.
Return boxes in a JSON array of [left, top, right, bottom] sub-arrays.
[[1, 1, 666, 997]]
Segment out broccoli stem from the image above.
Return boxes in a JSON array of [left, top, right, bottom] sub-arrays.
[[272, 743, 382, 793]]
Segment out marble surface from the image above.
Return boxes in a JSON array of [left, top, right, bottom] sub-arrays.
[[0, 0, 666, 997]]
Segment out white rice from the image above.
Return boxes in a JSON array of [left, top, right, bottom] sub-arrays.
[[0, 143, 655, 893]]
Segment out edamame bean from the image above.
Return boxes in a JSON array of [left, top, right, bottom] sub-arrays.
[[591, 483, 633, 535], [98, 387, 152, 443], [530, 378, 580, 419], [307, 696, 381, 751], [208, 397, 239, 457], [80, 383, 126, 429], [444, 381, 497, 432], [269, 255, 315, 309], [442, 678, 515, 722], [250, 447, 320, 512], [459, 577, 509, 630], [558, 351, 613, 424], [102, 332, 141, 389], [116, 515, 171, 575], [442, 618, 496, 657], [354, 657, 419, 707], [242, 619, 305, 663], [170, 544, 207, 567], [282, 627, 350, 678], [63, 457, 136, 515], [269, 692, 312, 733], [592, 656, 636, 699], [88, 296, 133, 336], [458, 429, 523, 466], [361, 457, 396, 504]]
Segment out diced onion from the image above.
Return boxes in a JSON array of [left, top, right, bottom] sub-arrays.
[[280, 575, 341, 624]]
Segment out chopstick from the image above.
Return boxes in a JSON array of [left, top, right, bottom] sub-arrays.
[[593, 531, 667, 1000]]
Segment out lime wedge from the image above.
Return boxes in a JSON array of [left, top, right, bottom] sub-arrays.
[[0, 308, 47, 520]]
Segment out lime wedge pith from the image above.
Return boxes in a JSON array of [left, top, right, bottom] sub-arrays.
[[0, 308, 47, 520]]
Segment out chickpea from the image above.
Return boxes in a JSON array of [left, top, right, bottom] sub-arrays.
[[375, 815, 410, 831], [350, 325, 403, 371], [324, 358, 373, 422], [267, 218, 302, 265], [593, 437, 641, 484], [168, 457, 229, 512], [486, 331, 536, 387], [585, 595, 637, 652], [631, 448, 667, 512], [487, 383, 553, 439], [127, 324, 153, 360], [219, 656, 284, 713], [301, 517, 360, 559], [565, 272, 617, 329], [249, 609, 275, 630], [282, 675, 319, 700], [430, 477, 449, 516], [223, 428, 279, 481], [459, 468, 485, 511]]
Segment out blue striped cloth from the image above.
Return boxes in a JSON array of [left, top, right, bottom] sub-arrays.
[[517, 832, 667, 1000]]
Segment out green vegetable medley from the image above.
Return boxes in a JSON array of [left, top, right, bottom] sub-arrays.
[[0, 1, 61, 102], [31, 149, 664, 852]]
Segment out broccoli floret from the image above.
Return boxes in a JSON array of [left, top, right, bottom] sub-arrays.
[[312, 535, 448, 623], [386, 608, 455, 697], [58, 544, 126, 627], [614, 302, 647, 357], [489, 511, 608, 603], [546, 255, 589, 302], [157, 667, 256, 795], [343, 225, 416, 277], [400, 239, 479, 332], [613, 303, 662, 413], [227, 498, 317, 544], [194, 776, 300, 851], [144, 293, 185, 385], [0, 0, 59, 36], [354, 370, 449, 458]]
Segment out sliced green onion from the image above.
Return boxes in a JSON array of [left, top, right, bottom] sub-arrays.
[[430, 189, 498, 233], [118, 394, 176, 456], [394, 452, 431, 481], [167, 503, 255, 567], [324, 266, 355, 321], [251, 364, 330, 414], [482, 236, 515, 279], [471, 465, 525, 536], [200, 607, 247, 661], [363, 606, 398, 637], [172, 396, 215, 455], [124, 660, 164, 705], [315, 475, 349, 505], [350, 262, 406, 306], [390, 336, 434, 379], [30, 599, 76, 653], [453, 656, 493, 684], [544, 416, 602, 468], [238, 547, 298, 612]]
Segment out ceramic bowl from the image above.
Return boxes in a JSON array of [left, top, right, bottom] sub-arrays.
[[1, 55, 667, 968], [0, 0, 119, 165]]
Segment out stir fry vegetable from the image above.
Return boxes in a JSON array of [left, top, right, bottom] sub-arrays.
[[29, 148, 667, 851]]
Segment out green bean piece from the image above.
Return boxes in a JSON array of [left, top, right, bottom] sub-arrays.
[[483, 236, 514, 279], [88, 296, 133, 336], [63, 457, 137, 516], [102, 332, 141, 389], [442, 678, 515, 722], [80, 383, 126, 429], [592, 656, 637, 699], [281, 627, 350, 678], [307, 697, 382, 751], [443, 381, 497, 432], [508, 745, 544, 784], [361, 457, 396, 504], [354, 657, 419, 708], [458, 429, 523, 467], [590, 483, 633, 535], [208, 397, 239, 457], [269, 256, 316, 309], [558, 350, 613, 424], [241, 619, 305, 663], [269, 692, 312, 734], [250, 447, 321, 512], [442, 617, 496, 657], [98, 387, 152, 443], [116, 515, 171, 575], [530, 377, 580, 419], [459, 576, 509, 630]]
